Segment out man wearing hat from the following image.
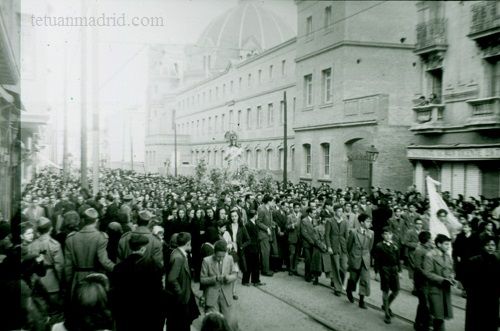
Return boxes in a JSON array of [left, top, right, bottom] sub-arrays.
[[64, 208, 115, 296], [28, 216, 64, 311], [119, 194, 134, 232], [117, 210, 163, 269], [112, 233, 165, 331]]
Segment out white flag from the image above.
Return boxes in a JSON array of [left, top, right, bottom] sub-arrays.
[[426, 175, 462, 241]]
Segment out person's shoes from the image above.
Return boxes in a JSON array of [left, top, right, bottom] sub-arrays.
[[253, 282, 266, 286], [262, 272, 274, 277], [346, 290, 354, 303], [384, 315, 391, 324], [359, 301, 367, 309], [233, 295, 238, 300], [382, 305, 394, 317], [333, 290, 341, 297], [242, 282, 250, 286]]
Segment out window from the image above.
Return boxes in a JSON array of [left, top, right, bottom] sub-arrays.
[[266, 149, 273, 170], [291, 147, 295, 171], [427, 68, 443, 103], [221, 114, 225, 132], [248, 73, 252, 87], [208, 117, 212, 133], [202, 118, 206, 134], [214, 115, 218, 132], [267, 103, 274, 126], [196, 151, 199, 163], [306, 16, 313, 36], [280, 100, 285, 124], [229, 110, 234, 128], [304, 74, 313, 106], [303, 144, 311, 175], [215, 86, 219, 99], [278, 148, 284, 170], [202, 92, 206, 102], [255, 149, 262, 169], [197, 120, 200, 134], [214, 151, 218, 166], [207, 151, 211, 165], [321, 143, 330, 176], [269, 65, 273, 80], [245, 150, 251, 165], [239, 77, 242, 90], [230, 80, 234, 93], [257, 106, 263, 128], [324, 6, 332, 28], [322, 68, 332, 103], [281, 60, 286, 76], [246, 108, 252, 129], [222, 84, 226, 97], [258, 69, 262, 84], [237, 110, 242, 129], [209, 89, 212, 101], [221, 150, 225, 167]]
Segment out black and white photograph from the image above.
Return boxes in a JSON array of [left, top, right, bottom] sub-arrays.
[[0, 0, 499, 330]]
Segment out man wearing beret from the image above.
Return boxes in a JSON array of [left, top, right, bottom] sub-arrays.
[[112, 234, 165, 331], [117, 210, 163, 269], [64, 208, 115, 296]]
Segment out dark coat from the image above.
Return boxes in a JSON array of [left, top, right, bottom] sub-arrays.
[[300, 216, 317, 249], [117, 226, 164, 269], [286, 213, 301, 244], [452, 232, 480, 282], [244, 220, 260, 254], [227, 222, 251, 272], [325, 217, 348, 254], [99, 202, 120, 232], [111, 254, 165, 331], [463, 252, 500, 331], [256, 205, 273, 241], [64, 225, 115, 293]]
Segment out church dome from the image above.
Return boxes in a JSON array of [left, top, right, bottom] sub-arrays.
[[191, 0, 295, 74]]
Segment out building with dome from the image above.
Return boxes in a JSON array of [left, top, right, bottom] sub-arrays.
[[146, 1, 425, 191], [183, 0, 295, 86]]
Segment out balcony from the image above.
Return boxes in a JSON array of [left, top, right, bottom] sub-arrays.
[[465, 97, 500, 130], [415, 18, 448, 57], [469, 1, 500, 59], [410, 103, 446, 133]]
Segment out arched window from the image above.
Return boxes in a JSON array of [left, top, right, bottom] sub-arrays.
[[245, 149, 252, 167], [266, 149, 273, 170], [255, 149, 262, 169]]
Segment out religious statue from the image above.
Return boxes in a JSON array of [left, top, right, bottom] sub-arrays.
[[224, 131, 243, 175]]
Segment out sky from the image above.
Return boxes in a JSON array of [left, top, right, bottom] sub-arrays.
[[20, 0, 297, 164]]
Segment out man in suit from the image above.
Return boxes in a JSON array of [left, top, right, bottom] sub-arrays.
[[242, 210, 265, 286], [111, 233, 165, 331], [256, 195, 274, 276], [413, 231, 433, 331], [117, 210, 163, 268], [166, 232, 199, 331], [325, 204, 349, 296], [422, 234, 455, 331], [346, 213, 374, 309], [99, 194, 120, 232], [200, 239, 239, 331], [300, 207, 317, 282], [64, 208, 115, 296], [287, 203, 302, 276]]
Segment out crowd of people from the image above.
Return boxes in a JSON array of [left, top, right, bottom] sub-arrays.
[[1, 167, 499, 331]]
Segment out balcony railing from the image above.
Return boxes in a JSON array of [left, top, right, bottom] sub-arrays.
[[415, 18, 448, 55], [410, 103, 445, 132], [469, 1, 500, 39], [466, 97, 500, 129]]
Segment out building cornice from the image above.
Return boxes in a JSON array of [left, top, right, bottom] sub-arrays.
[[293, 120, 377, 131], [188, 135, 295, 148], [295, 40, 415, 63]]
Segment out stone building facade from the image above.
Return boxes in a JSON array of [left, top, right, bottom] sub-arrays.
[[408, 1, 500, 198]]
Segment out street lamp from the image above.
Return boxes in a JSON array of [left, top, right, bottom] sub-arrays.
[[366, 145, 379, 195]]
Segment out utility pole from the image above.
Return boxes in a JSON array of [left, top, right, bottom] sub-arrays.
[[173, 109, 177, 177], [283, 90, 288, 190], [130, 109, 134, 171], [91, 1, 99, 195], [63, 46, 69, 181], [80, 0, 88, 190]]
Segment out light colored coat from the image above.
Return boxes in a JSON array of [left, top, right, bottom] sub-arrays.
[[28, 234, 64, 293], [422, 248, 454, 319], [200, 254, 237, 308], [346, 228, 374, 271]]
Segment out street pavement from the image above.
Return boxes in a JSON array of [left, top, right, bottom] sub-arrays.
[[188, 261, 466, 331]]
